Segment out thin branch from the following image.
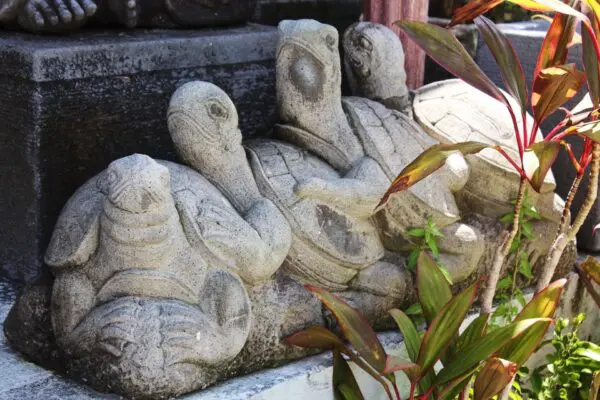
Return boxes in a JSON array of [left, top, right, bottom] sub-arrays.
[[537, 143, 600, 291], [481, 178, 528, 314]]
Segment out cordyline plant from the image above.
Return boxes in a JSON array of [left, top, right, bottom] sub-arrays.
[[377, 0, 600, 314], [576, 255, 600, 308], [285, 253, 566, 400]]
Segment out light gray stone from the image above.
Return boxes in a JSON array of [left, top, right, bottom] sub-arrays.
[[343, 22, 411, 116], [342, 21, 576, 282], [42, 154, 255, 398], [271, 19, 485, 284]]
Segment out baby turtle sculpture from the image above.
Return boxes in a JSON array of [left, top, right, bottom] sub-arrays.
[[343, 21, 575, 276], [271, 19, 485, 284], [0, 0, 256, 32]]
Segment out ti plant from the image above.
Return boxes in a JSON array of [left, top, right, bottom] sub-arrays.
[[528, 314, 600, 400], [285, 253, 567, 400], [378, 0, 600, 314]]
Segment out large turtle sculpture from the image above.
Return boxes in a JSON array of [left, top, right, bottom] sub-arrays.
[[268, 19, 485, 285], [343, 21, 576, 276], [167, 80, 410, 323], [5, 81, 326, 399], [44, 154, 254, 398]]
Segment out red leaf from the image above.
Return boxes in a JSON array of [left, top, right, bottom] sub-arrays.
[[532, 64, 586, 125], [306, 286, 387, 373]]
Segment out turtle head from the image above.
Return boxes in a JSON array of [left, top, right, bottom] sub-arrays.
[[105, 154, 171, 214], [168, 81, 263, 213], [343, 22, 409, 108], [276, 19, 363, 171]]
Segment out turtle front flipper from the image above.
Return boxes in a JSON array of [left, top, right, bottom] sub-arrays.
[[45, 173, 105, 268], [294, 157, 390, 219]]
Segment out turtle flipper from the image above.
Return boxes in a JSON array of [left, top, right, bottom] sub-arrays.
[[45, 175, 105, 268]]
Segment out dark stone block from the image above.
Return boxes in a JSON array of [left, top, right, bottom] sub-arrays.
[[0, 25, 278, 283]]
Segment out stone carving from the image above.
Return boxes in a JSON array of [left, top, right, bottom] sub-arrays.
[[343, 21, 575, 278], [270, 19, 484, 285], [45, 154, 254, 398], [0, 0, 256, 32], [5, 81, 320, 399]]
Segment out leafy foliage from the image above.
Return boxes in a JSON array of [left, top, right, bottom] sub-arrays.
[[526, 314, 600, 400], [491, 192, 541, 329], [407, 217, 452, 284], [285, 254, 565, 400]]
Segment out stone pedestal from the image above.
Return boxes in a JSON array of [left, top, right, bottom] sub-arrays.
[[0, 25, 278, 283]]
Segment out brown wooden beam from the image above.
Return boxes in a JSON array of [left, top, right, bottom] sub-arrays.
[[363, 0, 429, 89]]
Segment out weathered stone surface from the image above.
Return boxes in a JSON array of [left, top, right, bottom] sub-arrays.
[[0, 25, 278, 283], [0, 0, 257, 32], [343, 22, 411, 116], [342, 22, 575, 283]]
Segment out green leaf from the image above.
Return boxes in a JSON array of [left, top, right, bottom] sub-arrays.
[[497, 276, 512, 291], [389, 309, 421, 363], [417, 252, 452, 323], [407, 227, 426, 237], [523, 141, 562, 192], [582, 6, 600, 107], [574, 119, 600, 143], [475, 16, 528, 112], [408, 248, 420, 271], [426, 236, 440, 259], [575, 347, 600, 362], [580, 256, 600, 285], [378, 142, 489, 207], [394, 20, 507, 107], [453, 313, 490, 356], [516, 278, 567, 321], [417, 282, 479, 375], [437, 374, 476, 400], [500, 213, 514, 223], [306, 286, 387, 372], [439, 265, 454, 285], [498, 319, 552, 366], [333, 350, 365, 400], [435, 318, 553, 385], [531, 64, 586, 125], [474, 358, 518, 400], [284, 325, 347, 350], [521, 221, 535, 240], [519, 256, 533, 280], [404, 303, 423, 316]]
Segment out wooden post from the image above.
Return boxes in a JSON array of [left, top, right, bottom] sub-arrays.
[[363, 0, 429, 89]]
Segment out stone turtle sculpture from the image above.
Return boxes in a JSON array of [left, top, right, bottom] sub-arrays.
[[167, 79, 408, 324], [343, 21, 576, 278], [274, 19, 485, 284], [44, 154, 254, 398], [0, 0, 256, 32]]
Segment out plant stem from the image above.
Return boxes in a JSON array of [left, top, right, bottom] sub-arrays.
[[537, 143, 600, 292], [481, 177, 528, 314], [576, 266, 600, 308], [558, 174, 582, 234], [409, 381, 416, 400]]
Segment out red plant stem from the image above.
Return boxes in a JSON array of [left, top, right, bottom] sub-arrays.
[[409, 381, 416, 400], [393, 381, 401, 400], [529, 119, 539, 148], [419, 387, 435, 400], [545, 122, 568, 141], [508, 106, 524, 159], [495, 146, 525, 176], [562, 142, 583, 174], [522, 111, 529, 149]]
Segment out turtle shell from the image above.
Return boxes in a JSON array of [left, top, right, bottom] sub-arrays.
[[342, 96, 461, 228], [245, 139, 385, 289], [413, 79, 556, 217]]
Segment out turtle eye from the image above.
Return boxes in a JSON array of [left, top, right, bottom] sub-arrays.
[[358, 36, 372, 52], [325, 33, 337, 50], [208, 101, 229, 120], [108, 171, 119, 185]]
